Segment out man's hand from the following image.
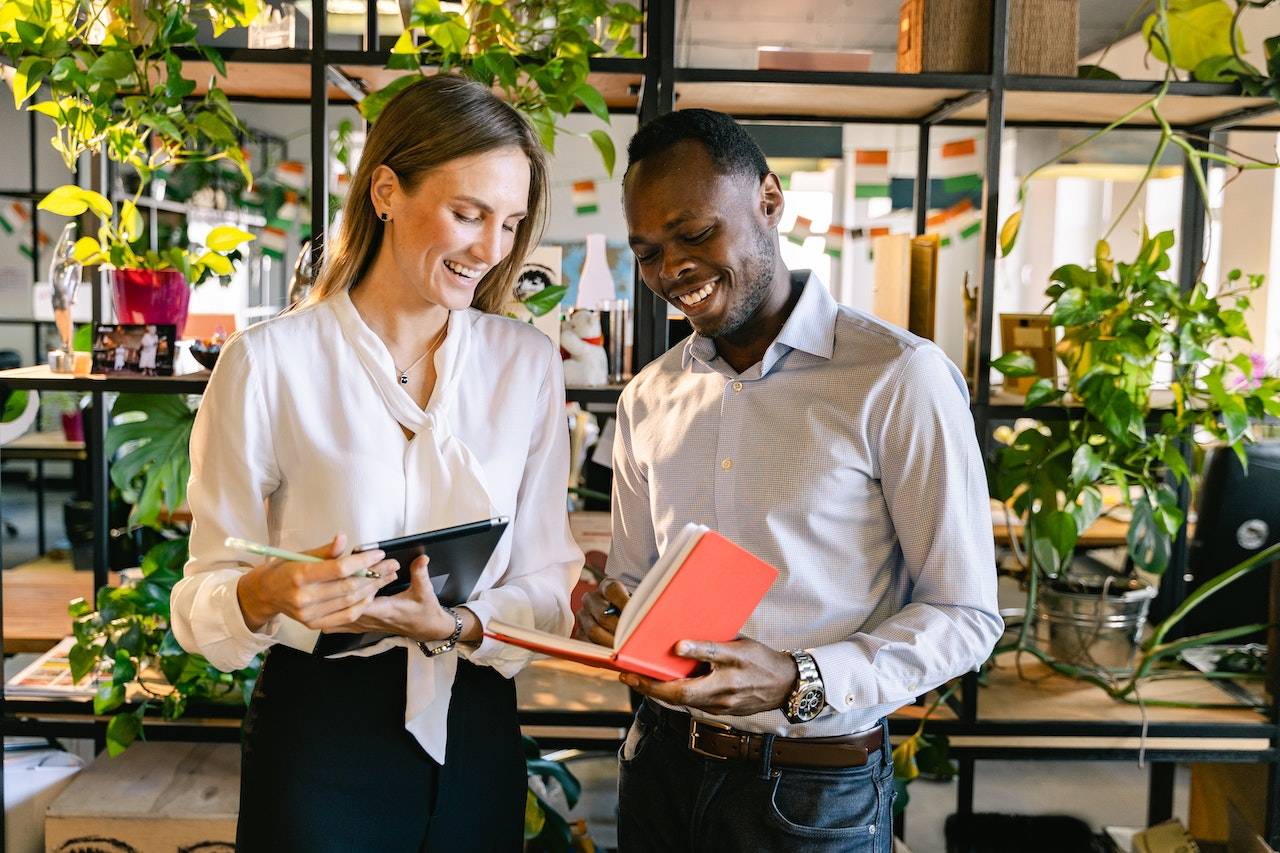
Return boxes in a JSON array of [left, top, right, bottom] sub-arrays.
[[575, 577, 630, 646], [620, 637, 798, 717]]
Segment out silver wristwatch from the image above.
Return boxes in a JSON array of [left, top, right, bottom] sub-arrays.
[[782, 649, 825, 724]]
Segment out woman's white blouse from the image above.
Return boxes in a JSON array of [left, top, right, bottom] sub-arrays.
[[170, 291, 582, 762]]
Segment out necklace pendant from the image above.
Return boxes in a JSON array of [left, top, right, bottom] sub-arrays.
[[399, 371, 409, 385]]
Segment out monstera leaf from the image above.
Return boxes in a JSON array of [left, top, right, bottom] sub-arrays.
[[106, 394, 196, 528]]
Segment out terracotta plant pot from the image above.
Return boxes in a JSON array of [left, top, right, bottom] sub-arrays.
[[110, 268, 191, 336]]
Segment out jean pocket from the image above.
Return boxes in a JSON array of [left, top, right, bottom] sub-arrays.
[[618, 711, 656, 765], [766, 762, 885, 839]]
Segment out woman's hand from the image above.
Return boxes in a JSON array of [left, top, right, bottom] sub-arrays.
[[236, 534, 400, 632], [329, 555, 482, 644]]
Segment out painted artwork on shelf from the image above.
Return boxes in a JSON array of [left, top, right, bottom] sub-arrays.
[[92, 323, 177, 377], [550, 239, 635, 308]]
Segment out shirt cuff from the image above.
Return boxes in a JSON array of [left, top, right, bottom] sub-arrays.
[[809, 641, 876, 716], [216, 574, 281, 648], [456, 599, 532, 676]]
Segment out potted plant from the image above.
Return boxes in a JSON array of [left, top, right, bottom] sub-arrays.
[[2, 0, 260, 184], [37, 184, 254, 335], [363, 0, 644, 174], [989, 231, 1280, 672]]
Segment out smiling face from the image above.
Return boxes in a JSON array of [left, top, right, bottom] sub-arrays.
[[372, 146, 531, 311], [624, 139, 784, 339]]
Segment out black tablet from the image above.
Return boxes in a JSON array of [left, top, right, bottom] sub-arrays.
[[357, 516, 510, 603], [312, 517, 509, 657]]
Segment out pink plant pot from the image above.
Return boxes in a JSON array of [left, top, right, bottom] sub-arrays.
[[111, 268, 191, 336], [61, 410, 84, 443]]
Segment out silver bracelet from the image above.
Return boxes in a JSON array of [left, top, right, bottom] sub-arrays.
[[417, 607, 463, 658]]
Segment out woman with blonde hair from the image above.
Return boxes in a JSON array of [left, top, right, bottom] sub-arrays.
[[170, 75, 582, 850]]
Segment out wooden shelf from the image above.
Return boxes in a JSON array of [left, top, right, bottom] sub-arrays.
[[674, 68, 987, 122], [1, 430, 86, 462], [956, 76, 1280, 129], [176, 49, 644, 110], [0, 366, 211, 394], [1, 557, 119, 654]]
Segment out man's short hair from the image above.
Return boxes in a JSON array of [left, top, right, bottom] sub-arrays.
[[625, 109, 769, 183]]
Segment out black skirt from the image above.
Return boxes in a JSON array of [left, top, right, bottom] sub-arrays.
[[236, 645, 526, 852]]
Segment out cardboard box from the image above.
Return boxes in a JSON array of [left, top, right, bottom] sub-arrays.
[[898, 0, 1079, 77], [45, 742, 238, 852]]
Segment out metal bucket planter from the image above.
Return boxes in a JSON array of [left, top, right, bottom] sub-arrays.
[[1035, 572, 1157, 672]]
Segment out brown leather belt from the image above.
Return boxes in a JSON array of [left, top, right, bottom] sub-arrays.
[[648, 702, 883, 769]]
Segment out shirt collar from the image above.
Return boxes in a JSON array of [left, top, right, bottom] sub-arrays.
[[682, 270, 837, 375]]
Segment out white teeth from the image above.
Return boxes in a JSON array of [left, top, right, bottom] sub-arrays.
[[444, 259, 483, 278], [678, 281, 716, 307]]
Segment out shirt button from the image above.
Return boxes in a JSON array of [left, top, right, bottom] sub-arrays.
[[732, 381, 743, 392], [720, 458, 733, 471]]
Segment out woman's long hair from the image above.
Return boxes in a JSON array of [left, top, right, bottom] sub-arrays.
[[305, 74, 549, 314]]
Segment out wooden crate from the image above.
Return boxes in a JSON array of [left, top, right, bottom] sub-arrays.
[[45, 742, 239, 852], [898, 0, 1079, 77]]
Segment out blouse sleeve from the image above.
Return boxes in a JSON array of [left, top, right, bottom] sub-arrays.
[[170, 333, 282, 672], [459, 338, 583, 676]]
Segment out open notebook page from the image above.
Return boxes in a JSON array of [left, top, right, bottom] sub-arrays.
[[614, 522, 707, 647]]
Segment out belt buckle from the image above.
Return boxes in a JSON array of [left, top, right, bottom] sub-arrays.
[[688, 717, 736, 761]]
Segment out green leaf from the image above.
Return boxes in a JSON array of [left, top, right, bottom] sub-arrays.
[[194, 111, 235, 144], [88, 49, 136, 82], [1032, 509, 1078, 574], [588, 129, 616, 176], [1192, 54, 1257, 82], [105, 709, 143, 757], [359, 74, 420, 125], [574, 83, 610, 123], [424, 15, 470, 54], [1023, 378, 1063, 409], [112, 648, 137, 687], [94, 682, 125, 715], [523, 284, 568, 317], [1, 389, 28, 422], [1077, 64, 1121, 80], [526, 757, 582, 808], [68, 641, 97, 683], [198, 44, 227, 77], [992, 351, 1038, 378], [1128, 495, 1173, 575], [1070, 444, 1102, 488]]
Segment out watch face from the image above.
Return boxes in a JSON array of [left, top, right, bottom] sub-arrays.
[[794, 688, 824, 720]]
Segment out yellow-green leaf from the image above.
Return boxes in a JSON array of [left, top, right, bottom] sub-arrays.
[[893, 734, 920, 781], [197, 252, 233, 276], [999, 209, 1021, 257], [1143, 0, 1240, 72], [392, 29, 416, 54], [72, 236, 101, 262], [13, 56, 48, 110], [38, 185, 91, 217], [119, 200, 142, 242], [80, 189, 113, 220], [204, 225, 255, 252]]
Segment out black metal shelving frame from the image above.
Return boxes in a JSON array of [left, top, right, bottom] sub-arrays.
[[2, 0, 1279, 842]]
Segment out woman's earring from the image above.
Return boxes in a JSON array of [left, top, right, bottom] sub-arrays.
[[380, 212, 390, 222]]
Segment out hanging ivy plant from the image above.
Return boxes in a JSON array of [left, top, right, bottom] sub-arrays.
[[361, 0, 644, 175], [1, 0, 261, 182]]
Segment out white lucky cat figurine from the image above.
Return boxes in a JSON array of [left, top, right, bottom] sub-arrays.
[[560, 308, 609, 387]]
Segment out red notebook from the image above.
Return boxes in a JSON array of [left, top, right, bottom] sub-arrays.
[[485, 523, 778, 681]]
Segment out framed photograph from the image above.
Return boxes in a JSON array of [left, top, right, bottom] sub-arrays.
[[92, 324, 177, 377], [998, 313, 1056, 396]]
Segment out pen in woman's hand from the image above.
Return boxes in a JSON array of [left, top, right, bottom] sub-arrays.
[[225, 537, 383, 578]]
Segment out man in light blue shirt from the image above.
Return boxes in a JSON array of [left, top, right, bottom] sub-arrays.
[[578, 109, 1002, 851]]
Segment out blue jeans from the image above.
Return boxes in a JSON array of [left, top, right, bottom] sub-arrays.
[[617, 701, 895, 853]]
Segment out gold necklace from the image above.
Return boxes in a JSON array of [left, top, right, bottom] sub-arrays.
[[396, 319, 448, 385]]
